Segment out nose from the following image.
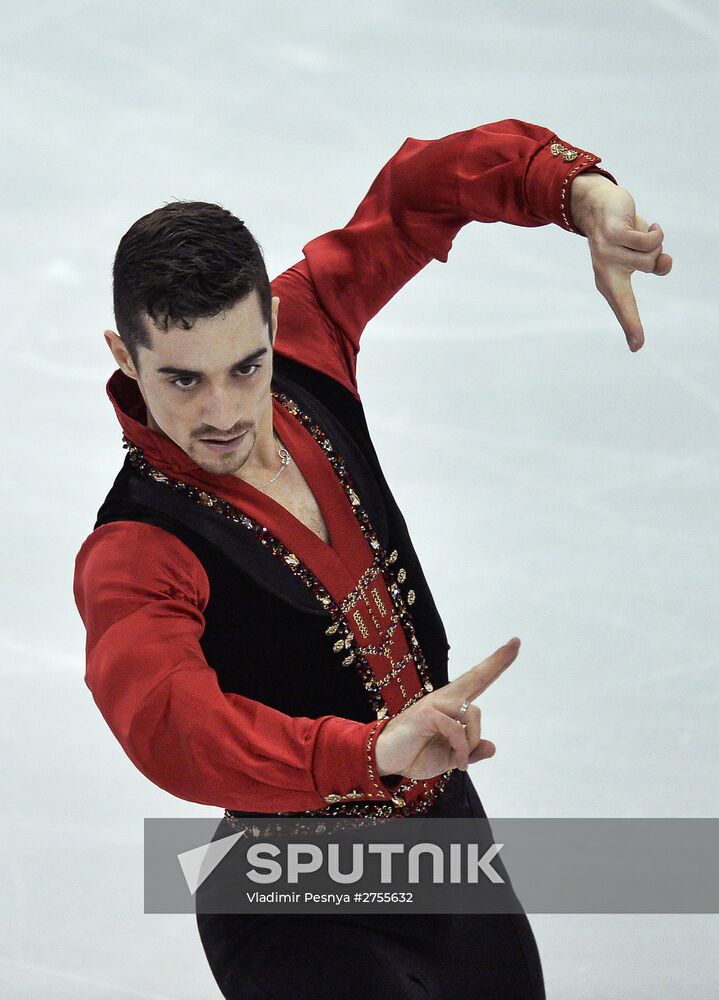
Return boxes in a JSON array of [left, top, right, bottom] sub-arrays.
[[200, 386, 243, 435]]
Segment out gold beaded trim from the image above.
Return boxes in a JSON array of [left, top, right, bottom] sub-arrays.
[[367, 716, 404, 802], [338, 551, 401, 616], [375, 652, 414, 689], [398, 686, 433, 712], [352, 609, 369, 639], [357, 614, 401, 657], [340, 563, 383, 617], [222, 814, 394, 837], [553, 141, 600, 234], [371, 586, 388, 618]]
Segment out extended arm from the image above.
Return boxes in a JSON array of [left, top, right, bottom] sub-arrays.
[[74, 521, 401, 812], [272, 119, 670, 392]]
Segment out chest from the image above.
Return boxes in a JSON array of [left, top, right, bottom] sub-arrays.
[[263, 461, 330, 545]]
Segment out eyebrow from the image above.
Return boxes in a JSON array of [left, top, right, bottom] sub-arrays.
[[155, 346, 269, 377]]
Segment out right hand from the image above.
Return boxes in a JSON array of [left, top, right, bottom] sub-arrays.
[[374, 637, 521, 780], [569, 172, 672, 353]]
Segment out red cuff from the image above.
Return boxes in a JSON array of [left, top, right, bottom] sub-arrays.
[[524, 135, 619, 234], [312, 715, 405, 804]]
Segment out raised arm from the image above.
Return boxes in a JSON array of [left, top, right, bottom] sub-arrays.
[[272, 118, 617, 392], [74, 521, 402, 812], [273, 117, 672, 393]]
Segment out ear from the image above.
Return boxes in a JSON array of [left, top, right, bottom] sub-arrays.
[[104, 329, 139, 380]]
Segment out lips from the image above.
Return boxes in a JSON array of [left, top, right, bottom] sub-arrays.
[[200, 431, 248, 452]]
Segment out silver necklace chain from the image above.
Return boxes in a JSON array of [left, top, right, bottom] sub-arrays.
[[260, 434, 292, 488]]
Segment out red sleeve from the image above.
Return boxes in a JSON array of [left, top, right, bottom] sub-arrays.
[[271, 118, 617, 397], [73, 521, 402, 812]]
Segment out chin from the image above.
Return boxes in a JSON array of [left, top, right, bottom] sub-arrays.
[[195, 453, 242, 476], [190, 435, 255, 476], [195, 457, 232, 476]]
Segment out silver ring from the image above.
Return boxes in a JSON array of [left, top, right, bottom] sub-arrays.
[[457, 700, 470, 727]]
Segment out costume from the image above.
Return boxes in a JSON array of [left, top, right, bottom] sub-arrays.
[[74, 119, 616, 999]]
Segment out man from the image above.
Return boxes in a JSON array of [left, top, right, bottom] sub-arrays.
[[74, 118, 671, 999]]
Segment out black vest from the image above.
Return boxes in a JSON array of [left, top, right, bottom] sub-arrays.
[[94, 355, 481, 818]]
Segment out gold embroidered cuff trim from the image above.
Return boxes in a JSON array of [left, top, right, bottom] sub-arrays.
[[558, 151, 600, 234], [321, 717, 397, 805], [366, 716, 393, 798]]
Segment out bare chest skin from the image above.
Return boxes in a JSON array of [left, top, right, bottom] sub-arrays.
[[260, 459, 330, 546]]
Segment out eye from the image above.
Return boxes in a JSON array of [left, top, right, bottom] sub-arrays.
[[169, 365, 261, 390]]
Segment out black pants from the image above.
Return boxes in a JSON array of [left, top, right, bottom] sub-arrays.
[[196, 774, 546, 1000]]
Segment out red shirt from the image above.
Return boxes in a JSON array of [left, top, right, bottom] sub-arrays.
[[74, 119, 616, 812]]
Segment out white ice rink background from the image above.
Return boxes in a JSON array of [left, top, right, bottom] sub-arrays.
[[1, 1, 717, 997]]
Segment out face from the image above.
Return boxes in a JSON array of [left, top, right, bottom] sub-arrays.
[[107, 290, 279, 476]]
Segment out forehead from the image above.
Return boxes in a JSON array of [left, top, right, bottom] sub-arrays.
[[142, 291, 268, 370]]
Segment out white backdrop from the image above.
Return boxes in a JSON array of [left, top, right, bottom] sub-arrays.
[[2, 1, 717, 997]]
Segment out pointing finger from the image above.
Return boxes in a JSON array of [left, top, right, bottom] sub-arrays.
[[451, 637, 521, 706], [596, 267, 644, 351]]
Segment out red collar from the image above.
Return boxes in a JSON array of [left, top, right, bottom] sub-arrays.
[[105, 367, 368, 589], [106, 367, 199, 475], [106, 367, 269, 491]]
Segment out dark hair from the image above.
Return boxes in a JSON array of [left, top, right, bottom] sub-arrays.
[[112, 200, 272, 370]]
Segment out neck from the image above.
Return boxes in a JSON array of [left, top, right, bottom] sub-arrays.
[[231, 395, 282, 484]]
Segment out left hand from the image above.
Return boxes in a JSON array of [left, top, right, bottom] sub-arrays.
[[569, 172, 673, 352]]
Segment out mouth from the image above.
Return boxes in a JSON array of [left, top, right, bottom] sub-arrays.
[[199, 431, 248, 453]]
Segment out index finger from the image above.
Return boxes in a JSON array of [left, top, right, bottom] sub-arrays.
[[451, 637, 521, 704], [598, 267, 644, 351]]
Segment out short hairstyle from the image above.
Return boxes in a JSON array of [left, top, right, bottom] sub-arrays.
[[112, 200, 272, 370]]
